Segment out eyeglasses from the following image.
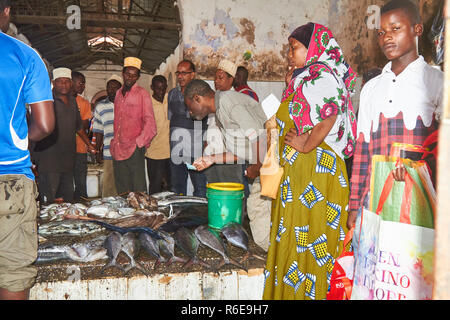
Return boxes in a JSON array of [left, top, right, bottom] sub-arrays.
[[175, 71, 194, 76]]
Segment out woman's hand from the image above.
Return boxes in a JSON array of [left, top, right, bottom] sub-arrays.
[[284, 128, 309, 152], [192, 156, 215, 171], [347, 210, 358, 230]]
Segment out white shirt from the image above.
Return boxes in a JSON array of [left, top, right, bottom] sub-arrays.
[[358, 56, 443, 143]]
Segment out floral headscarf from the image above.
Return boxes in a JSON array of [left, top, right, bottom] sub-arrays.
[[281, 23, 357, 159]]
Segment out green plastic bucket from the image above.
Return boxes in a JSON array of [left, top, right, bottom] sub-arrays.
[[206, 182, 245, 230]]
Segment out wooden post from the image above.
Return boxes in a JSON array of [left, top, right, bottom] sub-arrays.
[[433, 0, 450, 300]]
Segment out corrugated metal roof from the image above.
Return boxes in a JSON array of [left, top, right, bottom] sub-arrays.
[[11, 0, 181, 73]]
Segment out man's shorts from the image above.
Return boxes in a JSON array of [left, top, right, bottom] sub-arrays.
[[0, 175, 38, 292]]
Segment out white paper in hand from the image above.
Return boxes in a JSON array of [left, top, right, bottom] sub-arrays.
[[261, 94, 281, 120]]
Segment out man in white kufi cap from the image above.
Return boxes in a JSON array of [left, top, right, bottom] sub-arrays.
[[33, 67, 96, 205]]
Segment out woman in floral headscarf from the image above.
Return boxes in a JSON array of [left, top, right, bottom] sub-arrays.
[[262, 23, 357, 300]]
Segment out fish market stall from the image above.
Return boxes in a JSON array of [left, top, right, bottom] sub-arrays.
[[30, 192, 267, 300]]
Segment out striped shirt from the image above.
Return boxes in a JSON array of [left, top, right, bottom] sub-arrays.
[[92, 98, 114, 160]]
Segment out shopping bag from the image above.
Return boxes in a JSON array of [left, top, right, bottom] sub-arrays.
[[327, 227, 354, 300], [428, 0, 445, 65], [369, 155, 434, 228], [260, 119, 284, 199], [351, 172, 434, 300], [260, 141, 284, 199]]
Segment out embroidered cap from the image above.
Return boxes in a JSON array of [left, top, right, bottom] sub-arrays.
[[107, 74, 123, 85], [217, 59, 237, 78], [52, 67, 72, 80], [124, 57, 142, 70]]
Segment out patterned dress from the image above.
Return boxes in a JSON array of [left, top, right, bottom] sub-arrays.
[[263, 23, 357, 300]]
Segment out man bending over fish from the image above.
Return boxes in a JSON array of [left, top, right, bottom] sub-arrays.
[[183, 79, 271, 251]]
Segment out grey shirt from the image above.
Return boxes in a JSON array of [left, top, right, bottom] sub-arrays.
[[214, 91, 267, 163]]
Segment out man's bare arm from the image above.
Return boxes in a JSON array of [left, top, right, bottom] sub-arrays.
[[28, 101, 55, 141]]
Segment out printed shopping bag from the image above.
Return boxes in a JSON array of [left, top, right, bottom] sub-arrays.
[[260, 124, 284, 199], [327, 227, 354, 300], [351, 173, 434, 300], [369, 155, 434, 228]]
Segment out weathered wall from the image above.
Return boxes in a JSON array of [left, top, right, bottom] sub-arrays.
[[178, 0, 442, 81]]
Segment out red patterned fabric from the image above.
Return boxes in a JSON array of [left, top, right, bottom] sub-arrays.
[[281, 23, 357, 159], [349, 113, 438, 211]]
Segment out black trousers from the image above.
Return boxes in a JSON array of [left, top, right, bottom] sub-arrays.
[[37, 171, 74, 205], [146, 157, 171, 195], [73, 153, 87, 200], [113, 147, 147, 194]]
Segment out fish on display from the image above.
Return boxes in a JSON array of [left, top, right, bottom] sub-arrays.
[[40, 203, 84, 221], [138, 232, 165, 270], [101, 231, 125, 273], [194, 225, 247, 272], [156, 230, 187, 267], [127, 192, 158, 211], [113, 211, 167, 229], [36, 235, 108, 264], [65, 236, 108, 262], [36, 243, 71, 263], [221, 222, 265, 263], [121, 232, 148, 275], [157, 196, 208, 207], [90, 220, 163, 240], [158, 205, 208, 233], [174, 227, 216, 273], [150, 191, 177, 200], [38, 220, 104, 237]]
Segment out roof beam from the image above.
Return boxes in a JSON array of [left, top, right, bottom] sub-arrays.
[[11, 15, 181, 30]]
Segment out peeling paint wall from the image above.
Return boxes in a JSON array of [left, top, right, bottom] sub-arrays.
[[178, 0, 331, 81], [177, 0, 442, 81]]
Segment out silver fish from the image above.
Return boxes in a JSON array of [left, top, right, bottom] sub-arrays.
[[36, 235, 108, 263], [221, 222, 265, 263], [174, 227, 216, 273], [157, 230, 187, 266], [101, 232, 125, 273], [139, 232, 165, 270], [121, 232, 148, 275], [38, 220, 104, 237], [195, 225, 246, 271], [150, 191, 177, 199], [157, 196, 208, 207]]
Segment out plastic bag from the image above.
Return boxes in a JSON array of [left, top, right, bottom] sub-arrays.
[[429, 1, 445, 65]]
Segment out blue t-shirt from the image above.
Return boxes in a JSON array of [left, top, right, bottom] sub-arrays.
[[0, 33, 53, 180]]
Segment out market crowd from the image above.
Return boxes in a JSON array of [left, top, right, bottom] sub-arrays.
[[0, 0, 443, 300]]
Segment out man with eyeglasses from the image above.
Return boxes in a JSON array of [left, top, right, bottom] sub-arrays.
[[110, 57, 156, 194], [168, 60, 207, 197]]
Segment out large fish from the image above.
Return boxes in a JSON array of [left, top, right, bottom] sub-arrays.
[[121, 232, 148, 275], [156, 230, 187, 267], [38, 220, 104, 237], [138, 232, 165, 270], [158, 205, 208, 233], [157, 196, 208, 207], [101, 231, 125, 273], [90, 220, 163, 240], [174, 227, 216, 273], [195, 225, 246, 272], [221, 222, 265, 263]]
